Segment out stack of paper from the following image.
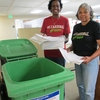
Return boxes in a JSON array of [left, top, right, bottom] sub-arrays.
[[30, 34, 65, 50], [59, 48, 84, 65]]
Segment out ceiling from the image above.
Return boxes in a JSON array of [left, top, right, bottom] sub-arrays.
[[0, 0, 100, 19]]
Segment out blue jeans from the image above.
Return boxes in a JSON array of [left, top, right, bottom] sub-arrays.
[[75, 57, 99, 100], [45, 57, 65, 67]]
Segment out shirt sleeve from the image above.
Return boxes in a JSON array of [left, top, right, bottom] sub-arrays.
[[41, 19, 46, 34], [63, 18, 71, 35]]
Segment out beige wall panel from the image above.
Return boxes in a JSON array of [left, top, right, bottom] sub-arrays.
[[0, 16, 16, 40], [18, 28, 31, 39], [18, 28, 44, 57]]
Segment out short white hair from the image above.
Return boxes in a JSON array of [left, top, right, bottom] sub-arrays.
[[76, 3, 94, 19]]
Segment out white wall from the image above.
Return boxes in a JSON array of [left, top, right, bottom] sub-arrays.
[[24, 17, 46, 28]]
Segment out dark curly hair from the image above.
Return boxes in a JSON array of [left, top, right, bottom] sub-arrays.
[[76, 3, 94, 20], [48, 0, 63, 12]]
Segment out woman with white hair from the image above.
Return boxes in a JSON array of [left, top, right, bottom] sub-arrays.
[[67, 3, 100, 100]]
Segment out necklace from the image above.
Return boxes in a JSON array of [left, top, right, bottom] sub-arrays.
[[52, 16, 60, 25]]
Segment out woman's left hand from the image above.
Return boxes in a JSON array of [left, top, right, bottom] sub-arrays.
[[81, 56, 92, 64]]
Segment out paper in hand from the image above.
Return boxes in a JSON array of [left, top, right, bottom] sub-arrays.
[[59, 47, 84, 65], [30, 34, 65, 50]]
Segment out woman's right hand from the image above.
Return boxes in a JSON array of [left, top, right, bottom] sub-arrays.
[[66, 47, 71, 52], [64, 47, 71, 52], [65, 45, 73, 52]]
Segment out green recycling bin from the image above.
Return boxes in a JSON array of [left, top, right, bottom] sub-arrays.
[[0, 38, 38, 100], [2, 58, 74, 100]]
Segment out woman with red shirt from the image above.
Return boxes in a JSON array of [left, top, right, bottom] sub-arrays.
[[41, 0, 70, 67]]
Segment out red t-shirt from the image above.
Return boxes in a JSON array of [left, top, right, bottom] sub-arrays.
[[41, 16, 70, 57]]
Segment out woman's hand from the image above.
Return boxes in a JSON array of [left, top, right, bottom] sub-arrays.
[[64, 47, 71, 52], [81, 56, 92, 64], [66, 47, 71, 52], [65, 45, 73, 52]]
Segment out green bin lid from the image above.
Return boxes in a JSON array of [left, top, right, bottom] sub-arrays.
[[0, 39, 37, 58]]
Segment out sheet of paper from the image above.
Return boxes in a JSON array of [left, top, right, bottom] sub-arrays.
[[41, 41, 64, 50], [30, 33, 65, 44], [59, 48, 84, 65], [30, 34, 65, 50]]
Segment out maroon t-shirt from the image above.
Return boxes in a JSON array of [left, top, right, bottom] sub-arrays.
[[41, 16, 70, 57]]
